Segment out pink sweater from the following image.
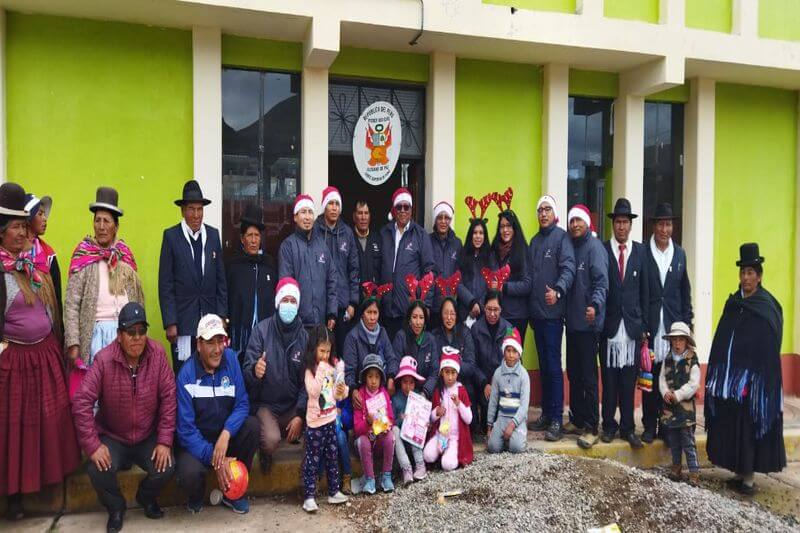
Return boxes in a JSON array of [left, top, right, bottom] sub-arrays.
[[353, 386, 395, 438], [305, 360, 348, 429]]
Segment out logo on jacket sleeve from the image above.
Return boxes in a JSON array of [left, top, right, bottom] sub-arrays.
[[372, 243, 380, 253], [545, 248, 552, 259], [340, 241, 348, 254], [318, 253, 327, 264], [578, 261, 586, 271], [292, 350, 302, 363], [221, 376, 231, 390], [405, 242, 415, 252]]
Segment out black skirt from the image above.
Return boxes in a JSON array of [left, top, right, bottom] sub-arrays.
[[706, 398, 786, 474]]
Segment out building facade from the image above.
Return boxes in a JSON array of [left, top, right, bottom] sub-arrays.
[[2, 0, 799, 372]]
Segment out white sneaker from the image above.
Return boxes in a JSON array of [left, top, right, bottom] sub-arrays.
[[302, 498, 319, 513], [327, 491, 349, 504], [209, 489, 223, 506]]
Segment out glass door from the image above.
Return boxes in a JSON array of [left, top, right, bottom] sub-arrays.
[[643, 102, 684, 244]]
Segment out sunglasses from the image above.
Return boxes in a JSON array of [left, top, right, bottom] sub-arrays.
[[395, 204, 411, 212], [123, 325, 148, 337]]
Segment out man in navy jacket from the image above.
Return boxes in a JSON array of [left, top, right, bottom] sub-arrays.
[[642, 203, 693, 442], [352, 200, 382, 285], [379, 188, 435, 339], [175, 314, 259, 515], [159, 180, 227, 372], [601, 198, 649, 449]]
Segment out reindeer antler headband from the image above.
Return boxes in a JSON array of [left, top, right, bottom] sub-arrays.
[[435, 271, 462, 301], [405, 272, 435, 303], [481, 264, 511, 293], [464, 193, 493, 223]]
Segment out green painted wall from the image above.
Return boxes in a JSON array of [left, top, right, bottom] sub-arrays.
[[685, 0, 732, 33], [604, 0, 660, 23], [569, 69, 619, 98], [714, 83, 796, 353], [483, 0, 576, 13], [330, 47, 429, 83], [221, 34, 302, 71], [760, 0, 800, 41], [455, 59, 543, 368], [6, 13, 193, 353]]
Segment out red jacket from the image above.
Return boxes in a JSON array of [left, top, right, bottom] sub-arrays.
[[72, 338, 176, 456], [429, 384, 474, 467]]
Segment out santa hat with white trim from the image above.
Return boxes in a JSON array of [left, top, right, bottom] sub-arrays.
[[320, 186, 342, 211], [567, 203, 597, 236], [439, 346, 462, 374], [537, 194, 559, 224], [293, 194, 315, 215], [274, 276, 300, 309], [432, 200, 454, 223], [501, 327, 523, 357], [388, 188, 413, 221]]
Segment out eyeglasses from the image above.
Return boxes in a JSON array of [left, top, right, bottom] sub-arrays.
[[395, 204, 411, 212], [537, 206, 553, 214], [123, 325, 148, 338], [499, 222, 512, 230], [485, 306, 500, 315]]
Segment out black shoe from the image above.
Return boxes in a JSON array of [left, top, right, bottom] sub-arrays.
[[529, 416, 550, 431], [259, 453, 272, 475], [624, 432, 644, 449], [136, 495, 164, 520], [641, 429, 655, 443], [4, 494, 23, 521], [736, 482, 756, 496], [544, 420, 563, 442], [107, 510, 124, 533], [600, 430, 617, 443]]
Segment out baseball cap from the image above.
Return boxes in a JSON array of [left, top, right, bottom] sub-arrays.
[[118, 302, 148, 330], [197, 314, 227, 340]]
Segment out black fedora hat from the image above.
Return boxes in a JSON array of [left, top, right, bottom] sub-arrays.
[[650, 202, 678, 221], [0, 183, 29, 217], [240, 204, 265, 231], [736, 242, 765, 268], [89, 186, 124, 217], [607, 197, 638, 220], [175, 180, 211, 207]]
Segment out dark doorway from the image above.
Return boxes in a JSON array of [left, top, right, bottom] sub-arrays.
[[328, 80, 425, 229], [643, 102, 684, 244]]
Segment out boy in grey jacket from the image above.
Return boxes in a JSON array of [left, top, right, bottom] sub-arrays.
[[487, 328, 530, 454]]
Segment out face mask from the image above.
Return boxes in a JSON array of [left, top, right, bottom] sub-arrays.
[[278, 302, 298, 324]]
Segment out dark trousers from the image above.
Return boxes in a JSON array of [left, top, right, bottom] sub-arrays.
[[642, 361, 664, 434], [566, 330, 599, 431], [86, 434, 175, 513], [383, 316, 404, 341], [303, 422, 340, 499], [668, 426, 699, 471], [176, 416, 260, 505], [333, 308, 355, 360], [531, 318, 564, 421], [507, 318, 528, 345], [170, 336, 197, 375], [599, 339, 637, 436]]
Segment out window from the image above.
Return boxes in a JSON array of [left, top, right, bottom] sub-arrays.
[[567, 97, 613, 238], [222, 68, 301, 257], [643, 102, 684, 244]]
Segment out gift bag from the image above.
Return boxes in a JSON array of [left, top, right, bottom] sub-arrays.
[[636, 341, 654, 392]]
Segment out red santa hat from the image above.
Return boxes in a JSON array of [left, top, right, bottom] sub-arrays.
[[501, 327, 523, 357], [433, 200, 454, 223], [321, 186, 342, 210], [537, 194, 559, 224], [388, 188, 413, 221], [567, 203, 596, 236], [439, 346, 461, 374], [293, 194, 315, 215], [274, 276, 300, 308]]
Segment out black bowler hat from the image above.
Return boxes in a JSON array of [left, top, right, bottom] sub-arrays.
[[175, 180, 211, 207], [650, 202, 678, 221], [89, 187, 124, 217], [607, 197, 638, 220], [240, 203, 265, 231], [736, 242, 765, 268], [118, 302, 149, 329], [0, 183, 29, 217]]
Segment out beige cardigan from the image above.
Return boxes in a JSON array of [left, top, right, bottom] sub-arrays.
[[64, 260, 143, 363]]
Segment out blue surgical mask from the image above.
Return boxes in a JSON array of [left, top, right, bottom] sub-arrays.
[[278, 302, 298, 324]]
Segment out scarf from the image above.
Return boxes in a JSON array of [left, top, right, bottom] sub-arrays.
[[360, 318, 381, 345], [69, 237, 137, 275], [497, 238, 513, 262], [0, 241, 49, 289]]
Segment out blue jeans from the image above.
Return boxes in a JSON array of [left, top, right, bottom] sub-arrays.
[[532, 318, 564, 421]]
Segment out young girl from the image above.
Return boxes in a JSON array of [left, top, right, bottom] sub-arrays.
[[391, 356, 427, 485], [659, 322, 701, 486], [353, 353, 395, 494], [487, 328, 530, 454], [302, 326, 349, 513], [424, 348, 474, 471]]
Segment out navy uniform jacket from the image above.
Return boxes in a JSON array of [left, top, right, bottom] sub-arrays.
[[566, 232, 608, 333], [645, 241, 693, 336], [603, 240, 649, 341], [356, 229, 382, 285], [429, 229, 462, 311], [279, 229, 338, 327], [313, 216, 360, 310], [471, 315, 513, 389], [158, 223, 227, 335], [527, 225, 576, 321], [379, 221, 435, 319]]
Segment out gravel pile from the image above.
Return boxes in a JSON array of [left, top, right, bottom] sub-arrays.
[[336, 451, 797, 532]]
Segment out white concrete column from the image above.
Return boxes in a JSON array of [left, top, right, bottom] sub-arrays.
[[611, 94, 645, 240], [659, 0, 685, 28], [192, 26, 222, 229], [425, 51, 456, 229], [576, 0, 603, 18], [542, 63, 569, 227], [0, 9, 8, 183], [301, 67, 329, 200], [683, 78, 716, 362], [733, 0, 758, 38]]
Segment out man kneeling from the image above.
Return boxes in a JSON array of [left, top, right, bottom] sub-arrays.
[[176, 314, 259, 515], [72, 303, 176, 533]]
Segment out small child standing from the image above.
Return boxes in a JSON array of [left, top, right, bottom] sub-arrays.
[[659, 322, 701, 486], [302, 326, 350, 513], [423, 348, 474, 471], [487, 328, 530, 454], [391, 356, 428, 485], [353, 353, 395, 494]]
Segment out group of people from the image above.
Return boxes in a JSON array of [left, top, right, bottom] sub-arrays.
[[0, 177, 786, 530]]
